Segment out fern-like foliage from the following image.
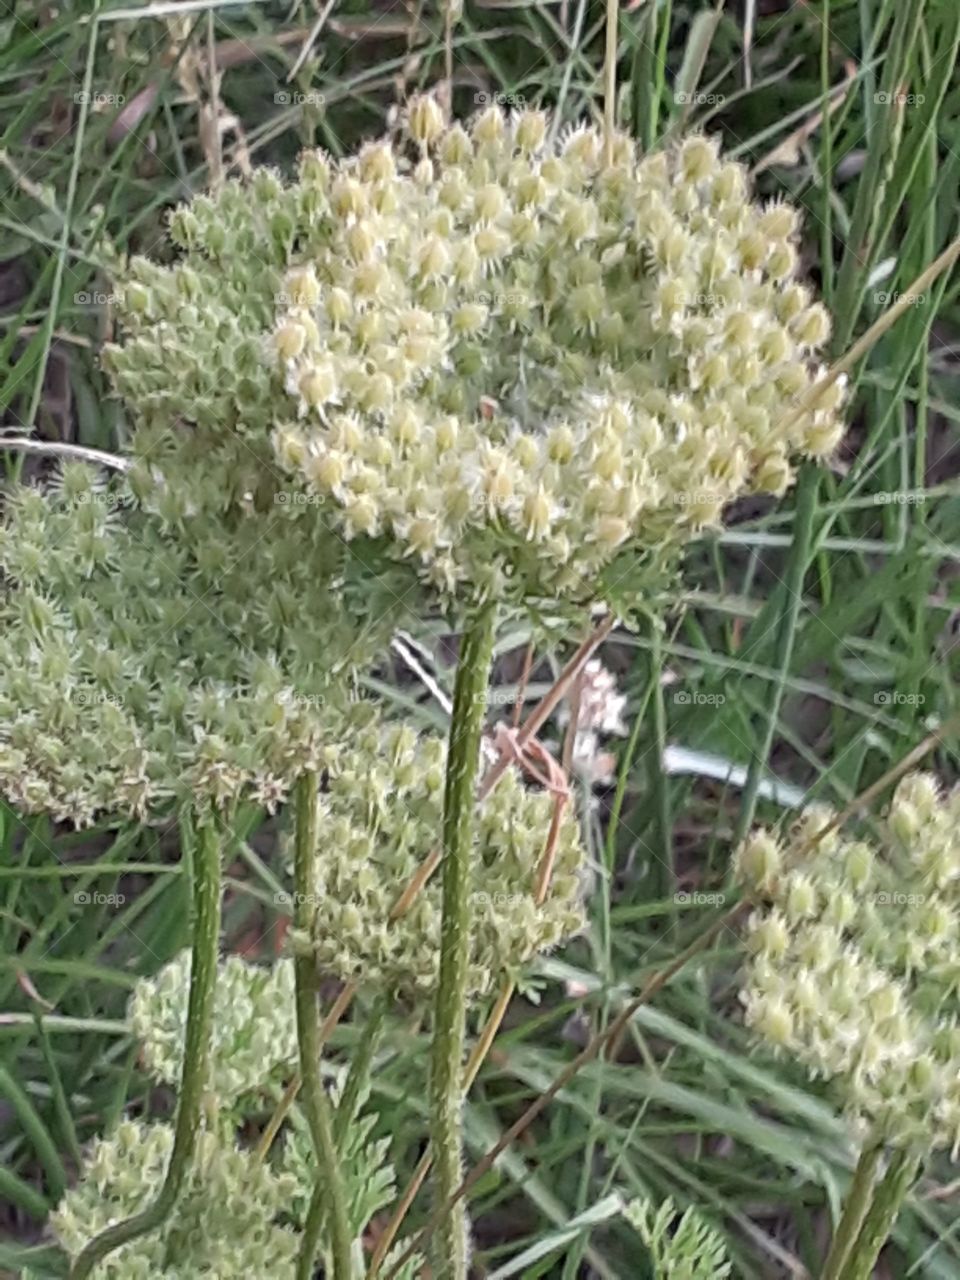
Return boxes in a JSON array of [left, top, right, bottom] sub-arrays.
[[624, 1195, 732, 1279]]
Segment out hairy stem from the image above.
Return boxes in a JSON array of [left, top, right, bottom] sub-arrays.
[[839, 1147, 922, 1280], [821, 1142, 884, 1280], [293, 772, 354, 1280], [70, 814, 222, 1280], [429, 602, 497, 1280]]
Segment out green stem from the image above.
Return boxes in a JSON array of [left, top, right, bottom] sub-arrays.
[[293, 772, 353, 1280], [300, 997, 389, 1274], [430, 602, 498, 1280], [821, 1143, 884, 1280], [70, 815, 222, 1280], [335, 996, 387, 1145], [839, 1148, 922, 1280]]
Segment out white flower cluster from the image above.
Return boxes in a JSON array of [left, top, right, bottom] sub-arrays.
[[52, 1122, 301, 1278], [129, 951, 297, 1102], [737, 774, 960, 1150], [267, 100, 843, 601], [293, 717, 586, 999], [0, 467, 386, 825]]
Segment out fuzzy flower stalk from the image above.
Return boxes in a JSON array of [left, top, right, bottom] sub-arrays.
[[736, 775, 960, 1279]]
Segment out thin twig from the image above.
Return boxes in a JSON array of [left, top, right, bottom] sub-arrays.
[[0, 437, 130, 471]]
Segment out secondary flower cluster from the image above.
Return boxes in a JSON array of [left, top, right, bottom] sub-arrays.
[[52, 1122, 302, 1278], [55, 953, 425, 1279], [737, 773, 960, 1151], [0, 465, 398, 824], [292, 717, 586, 999], [130, 952, 297, 1102], [106, 100, 843, 608]]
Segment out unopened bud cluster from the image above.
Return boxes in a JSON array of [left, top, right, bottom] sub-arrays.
[[107, 100, 843, 607], [737, 774, 960, 1150], [290, 718, 585, 999], [130, 951, 297, 1101], [52, 1122, 301, 1277], [0, 467, 392, 825]]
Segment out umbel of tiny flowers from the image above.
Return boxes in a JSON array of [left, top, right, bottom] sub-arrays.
[[98, 92, 846, 1279], [129, 951, 298, 1105], [736, 774, 960, 1280], [52, 1122, 303, 1279], [106, 98, 845, 615], [0, 464, 397, 826], [0, 466, 400, 1280], [286, 715, 586, 999]]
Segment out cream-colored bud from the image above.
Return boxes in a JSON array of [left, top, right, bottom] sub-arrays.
[[416, 235, 451, 280], [274, 321, 306, 362], [407, 95, 445, 148], [767, 241, 798, 281], [343, 493, 380, 534], [759, 203, 799, 242], [474, 226, 510, 263], [414, 157, 435, 186], [515, 110, 547, 154], [752, 450, 792, 496], [347, 220, 378, 263], [452, 303, 487, 335], [358, 142, 396, 183], [595, 515, 629, 546], [330, 176, 367, 218], [285, 268, 320, 308], [472, 105, 506, 146], [753, 995, 794, 1047], [305, 449, 347, 492], [522, 486, 553, 540], [299, 362, 337, 408], [325, 287, 352, 326], [793, 303, 832, 347], [786, 874, 818, 922], [562, 125, 601, 170], [802, 416, 844, 458], [440, 124, 473, 166], [680, 136, 717, 183], [711, 163, 745, 204], [759, 328, 791, 365], [749, 911, 790, 959], [474, 183, 506, 223], [515, 171, 548, 208], [737, 830, 782, 892]]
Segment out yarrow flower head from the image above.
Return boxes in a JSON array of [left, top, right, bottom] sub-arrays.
[[0, 466, 397, 825], [288, 716, 586, 1000], [737, 774, 960, 1152], [106, 100, 845, 611]]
